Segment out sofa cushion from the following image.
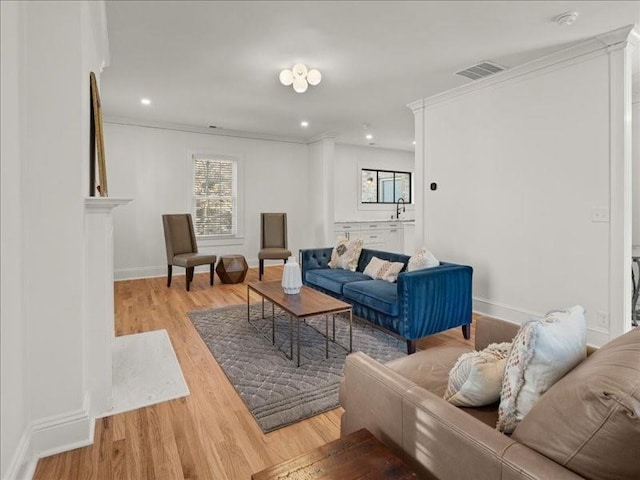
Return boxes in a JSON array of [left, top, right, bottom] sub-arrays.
[[305, 269, 369, 295], [444, 342, 511, 407], [343, 280, 399, 316], [363, 256, 405, 283], [512, 327, 640, 480], [407, 248, 440, 272], [356, 249, 410, 273], [329, 236, 363, 271], [497, 305, 586, 434]]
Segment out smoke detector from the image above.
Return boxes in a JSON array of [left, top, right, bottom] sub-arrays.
[[555, 12, 578, 26], [456, 61, 506, 81]]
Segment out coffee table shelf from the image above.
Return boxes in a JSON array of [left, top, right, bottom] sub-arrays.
[[247, 281, 353, 367]]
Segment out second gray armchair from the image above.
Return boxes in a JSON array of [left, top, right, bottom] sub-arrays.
[[258, 213, 291, 280]]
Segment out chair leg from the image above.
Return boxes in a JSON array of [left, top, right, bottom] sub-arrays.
[[210, 263, 214, 286], [259, 260, 264, 280], [406, 340, 416, 355], [167, 265, 172, 287], [462, 324, 471, 340], [186, 267, 194, 291]]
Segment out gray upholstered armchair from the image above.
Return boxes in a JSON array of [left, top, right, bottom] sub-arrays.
[[162, 213, 217, 291], [258, 213, 291, 280]]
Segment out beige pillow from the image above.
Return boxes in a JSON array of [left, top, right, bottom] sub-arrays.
[[363, 256, 405, 283], [407, 248, 439, 272], [496, 305, 586, 434], [328, 236, 363, 271], [444, 342, 511, 407]]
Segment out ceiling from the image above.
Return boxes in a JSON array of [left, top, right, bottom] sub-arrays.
[[102, 1, 640, 151]]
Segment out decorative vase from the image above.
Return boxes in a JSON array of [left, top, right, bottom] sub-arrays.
[[282, 255, 302, 294]]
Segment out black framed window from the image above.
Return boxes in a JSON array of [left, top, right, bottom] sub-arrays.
[[361, 169, 411, 204]]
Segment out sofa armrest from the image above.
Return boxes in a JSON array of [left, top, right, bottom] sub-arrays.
[[340, 352, 425, 455], [341, 352, 514, 479], [300, 247, 332, 280], [397, 264, 473, 339]]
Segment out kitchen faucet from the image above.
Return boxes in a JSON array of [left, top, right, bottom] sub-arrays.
[[396, 197, 406, 219]]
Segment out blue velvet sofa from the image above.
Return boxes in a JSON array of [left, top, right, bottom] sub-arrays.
[[300, 247, 473, 354]]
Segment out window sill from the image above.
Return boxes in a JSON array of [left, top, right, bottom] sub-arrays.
[[197, 235, 245, 247]]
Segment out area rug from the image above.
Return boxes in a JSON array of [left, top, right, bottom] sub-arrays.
[[188, 303, 406, 432], [101, 329, 190, 417]]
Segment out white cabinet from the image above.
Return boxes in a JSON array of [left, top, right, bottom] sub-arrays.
[[333, 221, 407, 253], [386, 224, 404, 254]]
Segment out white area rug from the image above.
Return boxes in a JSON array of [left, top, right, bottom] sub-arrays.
[[105, 329, 189, 416]]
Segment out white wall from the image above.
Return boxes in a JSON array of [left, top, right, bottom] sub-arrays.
[[1, 2, 109, 477], [1, 2, 27, 478], [414, 28, 636, 346], [633, 101, 640, 250], [104, 123, 313, 280], [334, 144, 414, 222]]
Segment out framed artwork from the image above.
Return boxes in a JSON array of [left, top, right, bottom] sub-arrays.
[[90, 71, 108, 197]]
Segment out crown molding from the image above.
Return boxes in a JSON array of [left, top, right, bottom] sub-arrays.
[[406, 99, 426, 113], [595, 24, 638, 49], [308, 132, 338, 143], [409, 25, 639, 110], [88, 0, 110, 71], [103, 116, 308, 145]]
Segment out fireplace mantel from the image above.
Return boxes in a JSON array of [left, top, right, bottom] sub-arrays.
[[84, 197, 131, 416]]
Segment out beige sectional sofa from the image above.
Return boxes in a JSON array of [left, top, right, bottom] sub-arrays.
[[339, 316, 640, 480]]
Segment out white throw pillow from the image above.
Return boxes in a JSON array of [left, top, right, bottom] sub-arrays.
[[444, 342, 511, 407], [363, 256, 405, 283], [407, 248, 439, 272], [496, 305, 587, 434], [328, 236, 363, 271]]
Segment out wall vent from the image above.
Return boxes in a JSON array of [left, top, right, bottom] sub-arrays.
[[456, 61, 505, 80]]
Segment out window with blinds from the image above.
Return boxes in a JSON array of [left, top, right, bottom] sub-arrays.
[[192, 157, 237, 237]]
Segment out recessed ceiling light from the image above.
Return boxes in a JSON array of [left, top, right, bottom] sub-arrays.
[[412, 141, 416, 145], [140, 98, 151, 105], [365, 134, 373, 140], [300, 121, 309, 127]]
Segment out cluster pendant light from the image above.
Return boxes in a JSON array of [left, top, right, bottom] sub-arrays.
[[279, 63, 322, 93]]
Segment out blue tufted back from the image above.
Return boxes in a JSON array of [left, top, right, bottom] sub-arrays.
[[357, 249, 411, 273], [300, 247, 332, 271]]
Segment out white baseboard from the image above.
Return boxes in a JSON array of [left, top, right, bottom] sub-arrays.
[[472, 297, 543, 325], [474, 297, 611, 347], [3, 398, 95, 480], [29, 406, 94, 461], [114, 265, 166, 280], [3, 427, 31, 480], [115, 258, 271, 281]]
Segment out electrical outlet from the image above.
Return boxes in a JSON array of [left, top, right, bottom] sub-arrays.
[[591, 207, 610, 223], [597, 311, 609, 329]]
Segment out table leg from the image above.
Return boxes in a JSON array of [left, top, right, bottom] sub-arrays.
[[325, 315, 329, 359], [290, 314, 293, 360], [297, 317, 301, 367], [349, 310, 353, 352], [272, 304, 275, 345], [332, 315, 336, 341], [246, 286, 250, 322], [261, 297, 265, 319]]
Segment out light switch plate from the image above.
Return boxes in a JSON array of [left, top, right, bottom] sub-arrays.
[[591, 207, 610, 223]]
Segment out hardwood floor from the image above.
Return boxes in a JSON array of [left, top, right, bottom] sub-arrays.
[[33, 266, 474, 479]]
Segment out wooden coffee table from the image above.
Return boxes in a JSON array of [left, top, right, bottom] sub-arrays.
[[252, 428, 419, 479], [247, 281, 352, 367]]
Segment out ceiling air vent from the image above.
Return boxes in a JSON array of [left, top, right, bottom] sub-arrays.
[[456, 61, 505, 81]]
